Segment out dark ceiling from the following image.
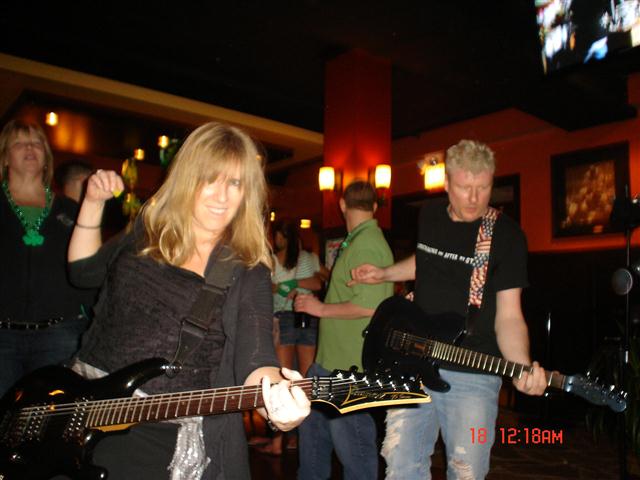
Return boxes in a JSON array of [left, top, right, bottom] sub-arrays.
[[1, 1, 639, 138]]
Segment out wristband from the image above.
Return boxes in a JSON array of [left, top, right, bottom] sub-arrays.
[[277, 279, 298, 297], [266, 418, 279, 432], [75, 222, 101, 229]]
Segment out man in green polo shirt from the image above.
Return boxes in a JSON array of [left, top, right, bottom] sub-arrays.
[[295, 180, 393, 480]]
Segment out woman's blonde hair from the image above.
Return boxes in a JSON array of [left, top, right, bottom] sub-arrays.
[[0, 119, 54, 185], [140, 122, 271, 268]]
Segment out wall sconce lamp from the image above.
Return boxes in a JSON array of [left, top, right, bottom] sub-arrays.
[[158, 135, 170, 148], [133, 148, 145, 161], [374, 164, 391, 189], [421, 156, 445, 190], [300, 218, 312, 229], [45, 112, 58, 127], [319, 166, 342, 191], [368, 164, 392, 206]]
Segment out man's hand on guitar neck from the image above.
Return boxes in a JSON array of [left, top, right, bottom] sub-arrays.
[[512, 361, 548, 396]]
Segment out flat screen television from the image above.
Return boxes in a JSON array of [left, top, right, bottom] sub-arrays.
[[536, 0, 640, 73]]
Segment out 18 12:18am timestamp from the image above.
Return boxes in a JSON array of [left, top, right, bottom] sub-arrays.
[[470, 427, 564, 445]]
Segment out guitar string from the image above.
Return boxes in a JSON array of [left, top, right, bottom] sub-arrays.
[[14, 383, 420, 423], [388, 330, 533, 376], [12, 378, 354, 414], [13, 378, 387, 414], [390, 330, 623, 404], [14, 378, 422, 420]]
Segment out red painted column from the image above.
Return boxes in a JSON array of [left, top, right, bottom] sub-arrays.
[[323, 49, 392, 229]]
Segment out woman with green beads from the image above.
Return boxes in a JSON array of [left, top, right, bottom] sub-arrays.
[[0, 119, 94, 395]]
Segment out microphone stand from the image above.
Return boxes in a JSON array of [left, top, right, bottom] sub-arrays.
[[618, 224, 631, 480], [610, 186, 640, 479]]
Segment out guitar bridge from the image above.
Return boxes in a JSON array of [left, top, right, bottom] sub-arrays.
[[63, 398, 90, 440]]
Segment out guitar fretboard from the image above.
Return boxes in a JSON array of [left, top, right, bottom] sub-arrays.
[[15, 375, 422, 429], [387, 329, 564, 389], [21, 381, 315, 428]]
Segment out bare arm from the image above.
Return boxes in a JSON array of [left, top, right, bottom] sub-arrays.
[[68, 170, 124, 262], [349, 254, 416, 286], [316, 264, 331, 284], [297, 275, 323, 292], [294, 294, 374, 319], [495, 288, 547, 396]]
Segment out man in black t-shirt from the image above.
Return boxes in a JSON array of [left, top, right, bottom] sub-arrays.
[[350, 140, 547, 479]]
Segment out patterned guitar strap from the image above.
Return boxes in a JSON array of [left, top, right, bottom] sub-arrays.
[[466, 206, 500, 334]]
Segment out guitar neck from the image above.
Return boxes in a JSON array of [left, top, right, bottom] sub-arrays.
[[85, 380, 311, 428], [389, 330, 564, 389]]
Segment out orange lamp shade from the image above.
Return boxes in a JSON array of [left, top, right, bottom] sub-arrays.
[[133, 148, 145, 161], [374, 164, 391, 189], [424, 162, 445, 190], [319, 166, 336, 191], [158, 135, 170, 148], [45, 112, 58, 126]]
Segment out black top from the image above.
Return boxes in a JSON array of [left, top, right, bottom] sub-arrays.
[[0, 191, 96, 323], [414, 199, 528, 358], [69, 230, 278, 479]]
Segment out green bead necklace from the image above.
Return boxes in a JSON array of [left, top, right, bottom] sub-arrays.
[[2, 180, 52, 247]]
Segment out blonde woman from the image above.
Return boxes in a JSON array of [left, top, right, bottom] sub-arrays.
[[0, 120, 94, 396], [68, 122, 310, 480]]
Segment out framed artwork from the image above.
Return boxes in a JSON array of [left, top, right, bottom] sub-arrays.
[[551, 142, 629, 237], [491, 174, 520, 224]]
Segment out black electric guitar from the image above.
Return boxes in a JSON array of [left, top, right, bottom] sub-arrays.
[[363, 296, 627, 413], [0, 358, 429, 480]]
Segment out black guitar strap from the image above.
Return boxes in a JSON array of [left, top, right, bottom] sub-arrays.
[[168, 244, 239, 374], [465, 207, 500, 334]]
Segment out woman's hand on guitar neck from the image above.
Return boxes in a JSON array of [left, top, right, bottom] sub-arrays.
[[261, 367, 311, 431], [512, 361, 548, 396]]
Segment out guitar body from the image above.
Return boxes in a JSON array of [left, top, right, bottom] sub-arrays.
[[0, 355, 430, 480], [0, 358, 168, 480], [363, 296, 464, 392], [363, 296, 628, 413]]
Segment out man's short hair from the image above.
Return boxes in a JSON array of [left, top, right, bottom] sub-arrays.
[[54, 160, 94, 190], [445, 139, 496, 175], [343, 180, 377, 211]]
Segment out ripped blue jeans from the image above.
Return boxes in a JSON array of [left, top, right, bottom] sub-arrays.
[[382, 369, 501, 480]]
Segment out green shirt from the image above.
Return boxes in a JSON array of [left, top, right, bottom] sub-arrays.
[[315, 218, 394, 372]]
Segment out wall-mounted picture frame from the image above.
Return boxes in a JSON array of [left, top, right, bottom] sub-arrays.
[[491, 174, 520, 224], [551, 142, 629, 238]]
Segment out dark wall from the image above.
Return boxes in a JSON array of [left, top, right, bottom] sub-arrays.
[[524, 248, 639, 375]]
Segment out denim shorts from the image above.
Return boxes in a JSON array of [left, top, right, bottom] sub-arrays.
[[275, 310, 318, 346]]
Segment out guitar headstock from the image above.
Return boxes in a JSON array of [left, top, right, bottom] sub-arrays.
[[309, 369, 430, 414], [564, 374, 627, 412]]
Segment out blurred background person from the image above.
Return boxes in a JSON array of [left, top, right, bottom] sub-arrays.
[[54, 159, 94, 203], [0, 119, 95, 395], [254, 219, 324, 455]]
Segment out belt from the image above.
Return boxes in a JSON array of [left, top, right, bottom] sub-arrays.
[[0, 317, 65, 330]]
